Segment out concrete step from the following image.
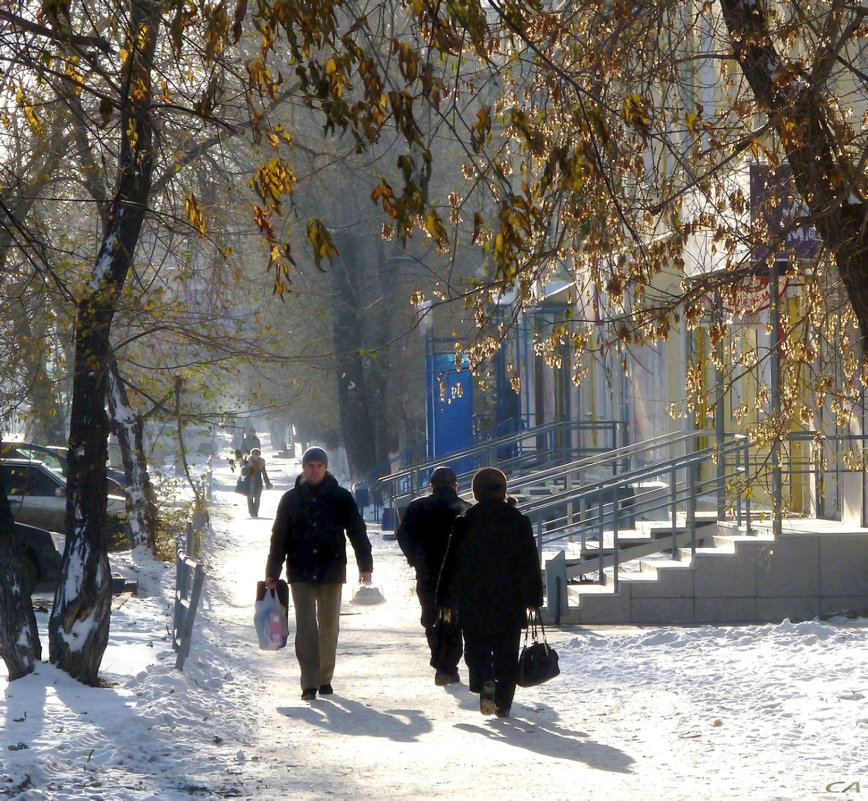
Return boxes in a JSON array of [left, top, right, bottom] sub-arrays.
[[637, 557, 684, 574], [561, 525, 717, 582]]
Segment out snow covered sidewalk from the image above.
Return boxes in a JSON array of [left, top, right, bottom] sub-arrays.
[[2, 453, 867, 800]]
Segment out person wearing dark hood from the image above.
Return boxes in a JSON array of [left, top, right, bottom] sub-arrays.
[[265, 446, 373, 701], [437, 467, 543, 718], [396, 465, 471, 686]]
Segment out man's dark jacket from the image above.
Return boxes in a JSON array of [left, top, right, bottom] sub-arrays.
[[396, 487, 470, 595], [266, 473, 372, 584], [437, 499, 543, 630]]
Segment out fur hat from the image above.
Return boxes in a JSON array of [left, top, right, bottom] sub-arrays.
[[471, 467, 507, 501], [302, 446, 328, 468], [430, 465, 457, 487]]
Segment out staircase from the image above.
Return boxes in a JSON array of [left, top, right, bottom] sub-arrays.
[[543, 519, 868, 625], [503, 431, 868, 626]]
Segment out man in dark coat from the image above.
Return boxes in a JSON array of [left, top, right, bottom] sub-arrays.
[[265, 446, 373, 701], [396, 465, 470, 685], [437, 467, 543, 718]]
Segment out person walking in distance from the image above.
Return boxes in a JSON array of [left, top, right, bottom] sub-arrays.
[[396, 465, 470, 686], [243, 447, 272, 518], [264, 447, 373, 701], [437, 467, 543, 718]]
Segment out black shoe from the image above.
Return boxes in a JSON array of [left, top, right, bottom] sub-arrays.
[[434, 671, 460, 686], [480, 680, 496, 715], [318, 683, 333, 695], [301, 687, 317, 701], [495, 707, 510, 718]]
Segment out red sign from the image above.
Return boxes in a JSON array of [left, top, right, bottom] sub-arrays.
[[715, 275, 789, 315]]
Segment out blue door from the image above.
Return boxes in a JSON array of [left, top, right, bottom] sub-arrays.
[[426, 350, 474, 473]]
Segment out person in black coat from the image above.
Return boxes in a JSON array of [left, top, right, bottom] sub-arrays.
[[437, 467, 543, 718], [265, 447, 373, 701], [396, 465, 471, 685]]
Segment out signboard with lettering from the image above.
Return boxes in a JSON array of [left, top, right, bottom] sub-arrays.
[[716, 274, 789, 315], [750, 163, 820, 261]]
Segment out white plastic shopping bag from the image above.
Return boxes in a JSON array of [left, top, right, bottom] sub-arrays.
[[254, 580, 289, 650], [350, 580, 386, 606]]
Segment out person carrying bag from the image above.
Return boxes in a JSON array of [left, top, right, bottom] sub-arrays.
[[437, 467, 543, 718]]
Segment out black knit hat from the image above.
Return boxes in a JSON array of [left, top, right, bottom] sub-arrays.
[[430, 465, 457, 487], [302, 446, 328, 468], [471, 467, 507, 501]]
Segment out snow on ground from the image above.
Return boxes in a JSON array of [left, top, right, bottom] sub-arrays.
[[1, 445, 867, 800]]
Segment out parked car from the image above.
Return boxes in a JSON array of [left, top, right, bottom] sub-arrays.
[[0, 459, 128, 546], [0, 442, 127, 496], [7, 521, 135, 595], [11, 520, 64, 591]]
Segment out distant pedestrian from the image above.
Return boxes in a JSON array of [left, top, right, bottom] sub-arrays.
[[396, 465, 470, 686], [437, 467, 543, 718], [243, 447, 272, 518], [264, 446, 373, 701], [241, 428, 260, 457]]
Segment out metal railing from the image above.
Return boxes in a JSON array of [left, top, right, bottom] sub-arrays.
[[172, 520, 206, 671], [522, 428, 866, 619], [377, 419, 627, 515], [519, 433, 750, 593]]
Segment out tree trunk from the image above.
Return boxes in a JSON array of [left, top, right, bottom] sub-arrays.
[[0, 458, 41, 681], [107, 356, 158, 552], [47, 0, 160, 685], [368, 245, 398, 472], [48, 305, 115, 683], [331, 231, 377, 477]]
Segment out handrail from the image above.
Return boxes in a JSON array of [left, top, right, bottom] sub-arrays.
[[519, 433, 750, 595], [501, 431, 727, 580], [519, 434, 744, 516], [365, 414, 529, 486], [506, 429, 707, 496], [381, 420, 604, 484], [377, 419, 627, 507]]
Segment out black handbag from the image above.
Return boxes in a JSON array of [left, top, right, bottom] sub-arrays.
[[517, 609, 560, 687]]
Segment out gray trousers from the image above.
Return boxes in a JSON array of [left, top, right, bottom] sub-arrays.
[[290, 582, 343, 689]]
